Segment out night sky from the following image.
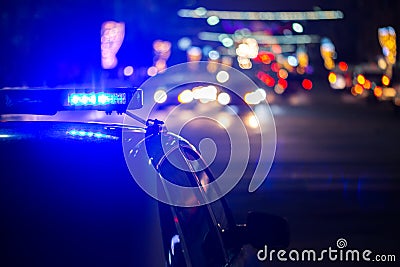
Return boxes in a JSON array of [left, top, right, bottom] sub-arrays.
[[1, 0, 398, 87]]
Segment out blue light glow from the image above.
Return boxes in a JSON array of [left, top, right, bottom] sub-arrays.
[[68, 92, 126, 106], [66, 129, 118, 140]]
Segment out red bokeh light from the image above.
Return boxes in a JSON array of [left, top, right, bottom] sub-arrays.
[[302, 79, 313, 90], [271, 62, 279, 72], [338, 61, 348, 72], [278, 79, 288, 89]]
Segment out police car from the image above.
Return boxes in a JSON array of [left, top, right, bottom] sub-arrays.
[[0, 87, 289, 266]]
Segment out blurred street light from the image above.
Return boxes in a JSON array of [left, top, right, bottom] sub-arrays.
[[378, 26, 396, 78]]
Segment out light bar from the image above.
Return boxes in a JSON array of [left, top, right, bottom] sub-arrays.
[[0, 88, 142, 115], [68, 92, 126, 106], [178, 8, 344, 21]]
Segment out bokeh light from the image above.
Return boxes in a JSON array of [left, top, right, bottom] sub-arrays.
[[178, 89, 194, 103], [216, 71, 230, 83], [217, 92, 231, 105], [356, 74, 366, 85], [302, 79, 313, 90], [292, 22, 303, 33], [154, 89, 167, 103], [123, 66, 134, 76]]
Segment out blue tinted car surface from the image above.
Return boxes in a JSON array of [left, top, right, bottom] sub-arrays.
[[0, 121, 166, 266]]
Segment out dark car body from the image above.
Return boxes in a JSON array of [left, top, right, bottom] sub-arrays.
[[0, 120, 245, 266], [0, 121, 166, 266]]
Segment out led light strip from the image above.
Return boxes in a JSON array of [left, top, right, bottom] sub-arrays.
[[68, 92, 126, 106]]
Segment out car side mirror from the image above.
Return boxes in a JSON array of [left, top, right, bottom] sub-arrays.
[[246, 211, 290, 250]]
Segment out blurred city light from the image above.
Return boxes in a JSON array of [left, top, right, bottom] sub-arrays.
[[288, 55, 298, 67], [278, 69, 289, 79], [194, 7, 207, 17], [217, 92, 231, 105], [354, 84, 364, 95], [208, 50, 220, 60], [257, 71, 276, 87], [246, 114, 259, 129], [320, 38, 336, 70], [221, 37, 234, 47], [382, 87, 396, 98], [216, 71, 229, 83], [207, 15, 220, 26], [123, 66, 134, 76], [244, 89, 266, 105], [193, 85, 217, 103], [147, 66, 158, 76], [338, 61, 348, 72], [198, 31, 319, 45], [377, 57, 387, 70], [237, 57, 252, 69], [278, 79, 288, 90], [356, 74, 366, 85], [328, 72, 337, 84], [154, 89, 167, 104], [271, 63, 279, 72], [296, 46, 309, 68], [178, 9, 344, 21], [302, 79, 313, 90], [274, 84, 285, 94], [378, 26, 397, 66], [101, 21, 125, 69], [382, 75, 390, 86], [256, 88, 267, 98], [256, 51, 275, 64], [292, 22, 304, 33], [364, 79, 372, 89], [152, 40, 171, 72], [329, 74, 346, 89], [178, 37, 192, 50], [178, 89, 194, 104], [374, 86, 383, 98], [187, 46, 202, 61]]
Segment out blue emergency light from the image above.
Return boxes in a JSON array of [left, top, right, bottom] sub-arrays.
[[68, 92, 127, 106], [0, 88, 142, 115]]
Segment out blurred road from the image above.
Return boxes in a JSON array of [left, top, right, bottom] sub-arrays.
[[158, 83, 400, 264], [223, 87, 400, 265]]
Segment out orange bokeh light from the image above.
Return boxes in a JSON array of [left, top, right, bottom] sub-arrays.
[[354, 84, 363, 95], [374, 86, 383, 98], [364, 79, 371, 89]]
